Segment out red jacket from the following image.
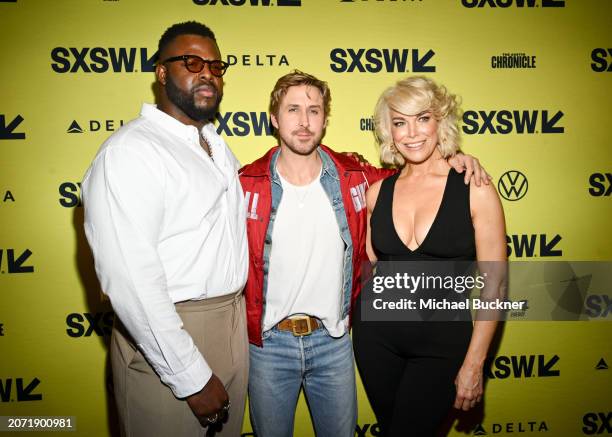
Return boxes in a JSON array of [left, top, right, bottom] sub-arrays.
[[239, 145, 395, 346]]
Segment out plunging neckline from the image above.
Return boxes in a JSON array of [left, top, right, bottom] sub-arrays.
[[390, 168, 452, 253]]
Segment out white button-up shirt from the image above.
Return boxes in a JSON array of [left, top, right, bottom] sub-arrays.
[[82, 103, 248, 398]]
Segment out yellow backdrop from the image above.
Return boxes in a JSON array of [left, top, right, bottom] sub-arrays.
[[1, 0, 610, 436]]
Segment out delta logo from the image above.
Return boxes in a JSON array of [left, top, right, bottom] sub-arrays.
[[67, 119, 125, 134], [472, 420, 549, 435], [462, 110, 564, 134], [51, 47, 157, 73], [193, 0, 301, 6], [225, 53, 290, 67], [330, 48, 435, 73], [462, 0, 564, 8]]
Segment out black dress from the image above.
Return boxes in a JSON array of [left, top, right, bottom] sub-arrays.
[[353, 169, 476, 436]]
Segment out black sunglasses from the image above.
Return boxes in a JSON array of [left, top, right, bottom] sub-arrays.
[[160, 55, 229, 77]]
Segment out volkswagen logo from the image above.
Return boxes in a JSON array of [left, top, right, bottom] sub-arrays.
[[498, 170, 528, 201]]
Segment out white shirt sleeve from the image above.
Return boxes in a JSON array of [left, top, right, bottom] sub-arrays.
[[82, 144, 212, 399]]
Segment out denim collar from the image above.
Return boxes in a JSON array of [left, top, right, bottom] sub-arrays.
[[269, 147, 340, 185]]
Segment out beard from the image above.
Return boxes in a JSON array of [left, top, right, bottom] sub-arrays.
[[279, 128, 324, 156], [165, 75, 222, 123]]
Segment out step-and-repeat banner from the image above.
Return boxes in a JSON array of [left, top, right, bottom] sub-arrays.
[[1, 1, 610, 436]]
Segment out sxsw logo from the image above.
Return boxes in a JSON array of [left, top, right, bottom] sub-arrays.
[[506, 234, 562, 257], [0, 378, 42, 402], [462, 0, 564, 7], [582, 412, 611, 435], [51, 47, 157, 73], [0, 114, 25, 139], [330, 48, 435, 73], [588, 173, 612, 197], [59, 182, 82, 208], [485, 354, 560, 378], [498, 170, 528, 201], [584, 295, 611, 318], [0, 249, 34, 273], [215, 111, 273, 137], [591, 48, 612, 72], [66, 312, 114, 337], [67, 119, 124, 134], [193, 0, 301, 6], [462, 110, 564, 134], [472, 421, 549, 435]]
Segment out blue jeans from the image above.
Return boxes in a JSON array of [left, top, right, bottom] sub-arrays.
[[248, 327, 357, 437]]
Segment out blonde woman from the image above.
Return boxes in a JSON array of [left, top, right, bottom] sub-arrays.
[[352, 76, 506, 436]]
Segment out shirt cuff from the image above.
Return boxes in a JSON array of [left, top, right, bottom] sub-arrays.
[[160, 354, 212, 399]]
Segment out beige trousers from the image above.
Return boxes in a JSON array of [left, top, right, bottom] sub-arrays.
[[110, 293, 248, 437]]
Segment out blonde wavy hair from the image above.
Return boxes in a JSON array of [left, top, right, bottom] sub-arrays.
[[374, 76, 461, 167]]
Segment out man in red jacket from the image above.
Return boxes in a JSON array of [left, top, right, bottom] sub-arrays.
[[239, 70, 487, 437]]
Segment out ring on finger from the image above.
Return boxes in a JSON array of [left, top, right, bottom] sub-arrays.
[[223, 401, 231, 411], [206, 413, 219, 424]]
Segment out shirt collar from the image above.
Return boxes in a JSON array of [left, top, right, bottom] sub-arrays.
[[140, 103, 220, 145]]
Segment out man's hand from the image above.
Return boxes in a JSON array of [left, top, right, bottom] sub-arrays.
[[186, 374, 230, 427], [343, 151, 371, 167], [448, 153, 491, 186]]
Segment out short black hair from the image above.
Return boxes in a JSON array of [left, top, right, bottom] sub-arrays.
[[158, 21, 217, 59]]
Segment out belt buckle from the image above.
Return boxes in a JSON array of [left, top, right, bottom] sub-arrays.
[[291, 316, 313, 336]]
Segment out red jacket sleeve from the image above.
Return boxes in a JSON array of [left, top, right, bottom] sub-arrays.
[[361, 164, 398, 186]]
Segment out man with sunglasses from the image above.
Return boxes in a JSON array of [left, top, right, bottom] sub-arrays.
[[82, 22, 247, 436]]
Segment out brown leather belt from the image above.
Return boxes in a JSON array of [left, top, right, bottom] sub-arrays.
[[277, 315, 320, 336]]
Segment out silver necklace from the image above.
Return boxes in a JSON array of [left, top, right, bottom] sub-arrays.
[[278, 167, 321, 209], [200, 133, 213, 161]]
